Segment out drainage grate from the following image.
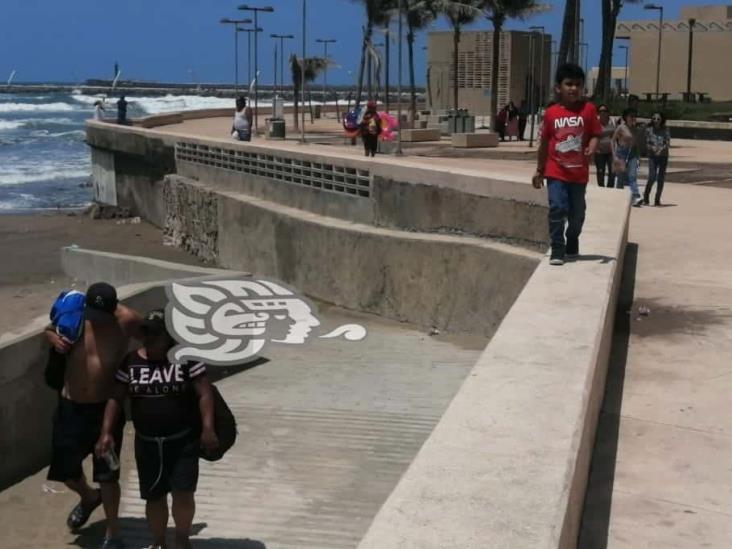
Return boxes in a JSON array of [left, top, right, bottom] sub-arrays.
[[176, 141, 371, 198]]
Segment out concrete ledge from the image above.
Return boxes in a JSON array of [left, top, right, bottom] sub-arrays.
[[357, 187, 630, 548], [451, 132, 499, 148], [400, 128, 442, 142], [165, 175, 541, 337]]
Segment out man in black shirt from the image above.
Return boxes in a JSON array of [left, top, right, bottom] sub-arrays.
[[96, 309, 217, 549], [116, 96, 128, 125]]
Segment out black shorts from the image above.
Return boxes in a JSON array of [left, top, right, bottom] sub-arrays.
[[135, 432, 199, 500], [47, 397, 124, 484]]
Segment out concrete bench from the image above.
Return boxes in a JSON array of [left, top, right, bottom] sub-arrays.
[[452, 132, 499, 148], [400, 128, 442, 142]]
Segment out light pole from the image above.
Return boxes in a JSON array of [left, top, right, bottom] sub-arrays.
[[686, 18, 696, 100], [644, 3, 664, 97], [301, 0, 306, 143], [316, 38, 337, 109], [530, 26, 545, 106], [396, 0, 403, 156], [239, 26, 263, 87], [221, 18, 252, 94], [619, 45, 629, 95], [238, 4, 275, 133], [272, 33, 295, 96]]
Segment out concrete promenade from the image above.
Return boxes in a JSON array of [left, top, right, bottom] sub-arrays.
[[581, 181, 732, 547], [0, 306, 485, 549]]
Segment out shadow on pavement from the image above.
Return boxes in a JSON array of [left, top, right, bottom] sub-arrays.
[[578, 242, 639, 549], [71, 517, 266, 548]]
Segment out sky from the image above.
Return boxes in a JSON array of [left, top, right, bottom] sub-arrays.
[[0, 0, 719, 86]]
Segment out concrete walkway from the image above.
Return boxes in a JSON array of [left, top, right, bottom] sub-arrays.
[[0, 306, 484, 549], [581, 181, 732, 547]]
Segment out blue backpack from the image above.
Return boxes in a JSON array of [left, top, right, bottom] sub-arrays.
[[45, 290, 86, 391], [50, 290, 86, 343]]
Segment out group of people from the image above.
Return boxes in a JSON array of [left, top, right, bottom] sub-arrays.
[[594, 102, 671, 207], [496, 101, 530, 142], [533, 62, 673, 267], [93, 96, 128, 125], [44, 282, 218, 549]]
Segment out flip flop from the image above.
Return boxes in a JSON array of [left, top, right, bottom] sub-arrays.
[[66, 489, 102, 530]]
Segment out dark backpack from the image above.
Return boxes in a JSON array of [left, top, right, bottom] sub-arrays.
[[200, 385, 237, 462]]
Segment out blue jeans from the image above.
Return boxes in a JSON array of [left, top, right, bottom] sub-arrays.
[[615, 148, 640, 199], [547, 179, 587, 255]]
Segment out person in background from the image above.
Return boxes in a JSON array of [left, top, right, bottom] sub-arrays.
[[359, 100, 381, 157], [518, 100, 529, 141], [94, 101, 106, 121], [116, 96, 128, 125], [644, 111, 671, 206], [96, 310, 218, 549], [594, 104, 617, 188], [506, 101, 519, 141], [612, 108, 644, 207], [231, 96, 253, 141], [532, 63, 602, 266], [496, 105, 508, 141]]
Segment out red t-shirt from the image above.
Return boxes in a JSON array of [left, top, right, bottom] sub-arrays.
[[541, 101, 603, 184]]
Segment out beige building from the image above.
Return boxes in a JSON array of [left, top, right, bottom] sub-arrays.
[[617, 5, 732, 100], [427, 30, 552, 115], [589, 66, 628, 96]]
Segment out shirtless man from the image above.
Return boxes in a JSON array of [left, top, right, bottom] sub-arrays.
[[45, 282, 142, 549]]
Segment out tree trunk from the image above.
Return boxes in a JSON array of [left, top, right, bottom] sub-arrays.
[[366, 23, 374, 100], [490, 19, 504, 131], [453, 26, 460, 111], [355, 30, 367, 108], [408, 27, 417, 122], [293, 85, 300, 130], [559, 0, 578, 65], [596, 0, 620, 101], [308, 90, 315, 123]]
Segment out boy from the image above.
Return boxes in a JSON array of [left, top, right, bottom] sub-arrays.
[[533, 63, 602, 266], [96, 310, 218, 549]]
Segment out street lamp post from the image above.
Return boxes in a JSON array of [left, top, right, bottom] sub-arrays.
[[221, 18, 252, 94], [529, 26, 545, 149], [619, 45, 629, 95], [238, 4, 275, 133], [271, 33, 295, 96], [396, 0, 403, 156], [686, 18, 696, 100], [238, 27, 263, 86], [301, 0, 307, 143], [316, 38, 337, 111], [644, 3, 664, 97]]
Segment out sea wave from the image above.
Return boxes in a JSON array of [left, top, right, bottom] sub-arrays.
[[0, 102, 77, 113], [72, 94, 237, 114], [0, 193, 44, 210], [0, 120, 24, 130], [29, 129, 86, 138], [0, 165, 90, 186]]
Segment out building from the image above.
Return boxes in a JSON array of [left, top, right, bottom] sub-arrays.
[[616, 5, 732, 101], [589, 66, 628, 96], [426, 30, 552, 115]]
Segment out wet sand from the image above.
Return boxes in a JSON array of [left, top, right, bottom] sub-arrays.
[[0, 211, 207, 341]]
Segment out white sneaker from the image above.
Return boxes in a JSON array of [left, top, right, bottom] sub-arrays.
[[633, 197, 644, 207]]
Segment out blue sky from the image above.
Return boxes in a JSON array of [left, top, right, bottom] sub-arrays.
[[0, 0, 716, 85]]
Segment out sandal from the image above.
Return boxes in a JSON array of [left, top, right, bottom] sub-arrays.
[[66, 489, 102, 530]]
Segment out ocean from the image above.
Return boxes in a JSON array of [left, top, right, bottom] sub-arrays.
[[0, 91, 237, 213]]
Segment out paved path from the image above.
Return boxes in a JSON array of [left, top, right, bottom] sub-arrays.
[[0, 307, 484, 549], [581, 181, 732, 548]]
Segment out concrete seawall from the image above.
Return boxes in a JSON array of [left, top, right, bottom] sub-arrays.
[[71, 114, 631, 547]]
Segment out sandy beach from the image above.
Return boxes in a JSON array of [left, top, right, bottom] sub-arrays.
[[0, 211, 207, 341]]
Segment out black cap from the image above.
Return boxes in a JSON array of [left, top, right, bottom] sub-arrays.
[[141, 309, 168, 335], [85, 282, 118, 315]]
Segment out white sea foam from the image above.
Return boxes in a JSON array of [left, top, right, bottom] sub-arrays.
[[0, 120, 24, 130], [0, 193, 44, 210], [0, 102, 76, 113], [0, 162, 90, 186]]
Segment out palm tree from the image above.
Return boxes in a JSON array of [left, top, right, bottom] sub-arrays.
[[404, 0, 437, 121], [595, 0, 640, 100], [290, 55, 329, 130], [351, 0, 395, 108], [482, 0, 545, 131], [436, 0, 482, 111], [558, 0, 578, 65]]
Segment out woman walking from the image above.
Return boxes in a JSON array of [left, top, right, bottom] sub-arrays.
[[612, 109, 643, 207], [594, 105, 616, 188], [644, 111, 671, 206]]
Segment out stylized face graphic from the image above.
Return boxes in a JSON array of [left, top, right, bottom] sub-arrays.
[[165, 278, 321, 366]]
